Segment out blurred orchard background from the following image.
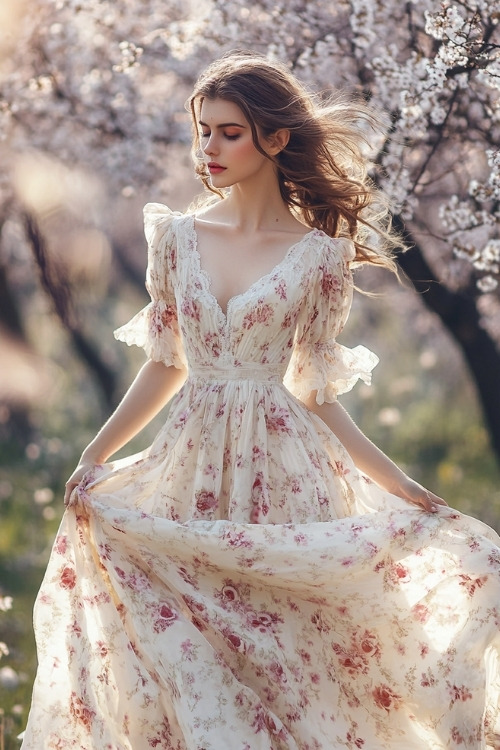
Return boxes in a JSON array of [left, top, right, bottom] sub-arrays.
[[0, 0, 499, 744]]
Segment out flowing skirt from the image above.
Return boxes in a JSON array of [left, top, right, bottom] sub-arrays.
[[21, 378, 500, 749]]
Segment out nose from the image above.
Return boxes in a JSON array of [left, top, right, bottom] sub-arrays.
[[203, 133, 218, 156]]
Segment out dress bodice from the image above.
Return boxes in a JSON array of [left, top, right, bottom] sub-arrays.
[[114, 203, 378, 404]]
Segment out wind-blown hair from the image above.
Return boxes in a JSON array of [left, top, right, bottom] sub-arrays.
[[187, 50, 399, 271]]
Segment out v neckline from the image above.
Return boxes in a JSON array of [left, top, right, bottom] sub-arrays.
[[188, 215, 317, 322]]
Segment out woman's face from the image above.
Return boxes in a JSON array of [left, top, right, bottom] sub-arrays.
[[198, 98, 274, 189]]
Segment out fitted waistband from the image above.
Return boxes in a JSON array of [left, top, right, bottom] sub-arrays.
[[188, 362, 286, 383]]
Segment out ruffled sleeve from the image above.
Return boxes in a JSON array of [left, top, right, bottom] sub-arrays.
[[284, 237, 378, 404], [113, 203, 187, 369]]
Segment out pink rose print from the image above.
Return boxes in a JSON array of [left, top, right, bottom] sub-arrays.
[[195, 489, 218, 513], [332, 643, 368, 676], [147, 716, 173, 747], [447, 682, 473, 703], [60, 566, 77, 590], [419, 642, 429, 658], [221, 584, 239, 601], [265, 406, 292, 434], [355, 629, 381, 660], [311, 609, 331, 634], [372, 684, 402, 712], [228, 632, 241, 649], [251, 705, 285, 737], [242, 302, 274, 329], [95, 641, 108, 658], [451, 726, 465, 744], [191, 615, 206, 632], [387, 562, 410, 584], [178, 566, 197, 586], [168, 244, 176, 271], [180, 639, 196, 660], [98, 542, 113, 561], [319, 266, 341, 296], [223, 628, 245, 652], [459, 574, 488, 596], [69, 691, 95, 731], [252, 444, 265, 462], [269, 660, 287, 685], [412, 603, 430, 623], [274, 279, 287, 300], [180, 298, 201, 321], [281, 308, 299, 330], [54, 535, 68, 555], [298, 649, 311, 665], [488, 549, 500, 567], [153, 603, 178, 633], [334, 460, 351, 478], [347, 727, 366, 749], [250, 473, 270, 521], [204, 331, 221, 358], [248, 610, 283, 632], [222, 528, 254, 548], [151, 304, 177, 333], [421, 668, 437, 688]]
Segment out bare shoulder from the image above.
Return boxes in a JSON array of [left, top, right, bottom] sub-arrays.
[[194, 202, 231, 226], [194, 205, 311, 245]]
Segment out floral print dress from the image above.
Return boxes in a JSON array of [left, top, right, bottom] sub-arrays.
[[22, 204, 500, 749]]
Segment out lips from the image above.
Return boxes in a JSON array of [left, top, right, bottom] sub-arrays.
[[208, 162, 226, 174]]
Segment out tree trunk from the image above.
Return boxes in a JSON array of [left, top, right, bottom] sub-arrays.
[[395, 222, 500, 466], [23, 212, 118, 409]]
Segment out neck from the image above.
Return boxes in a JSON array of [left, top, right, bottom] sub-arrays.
[[223, 167, 294, 232]]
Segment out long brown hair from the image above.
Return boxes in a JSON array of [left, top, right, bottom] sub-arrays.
[[187, 50, 399, 271]]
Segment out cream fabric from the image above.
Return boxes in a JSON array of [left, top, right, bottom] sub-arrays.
[[22, 204, 500, 749]]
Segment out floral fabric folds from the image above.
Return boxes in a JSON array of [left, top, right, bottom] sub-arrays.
[[22, 204, 500, 749]]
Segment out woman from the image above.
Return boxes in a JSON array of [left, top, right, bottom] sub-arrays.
[[22, 51, 500, 749]]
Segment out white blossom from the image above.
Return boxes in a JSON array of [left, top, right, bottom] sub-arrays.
[[477, 275, 499, 293], [0, 0, 498, 296], [0, 597, 13, 612]]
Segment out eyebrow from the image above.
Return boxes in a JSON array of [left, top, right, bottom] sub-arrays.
[[198, 120, 247, 129]]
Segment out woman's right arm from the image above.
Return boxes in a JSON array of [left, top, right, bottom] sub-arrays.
[[63, 359, 187, 505]]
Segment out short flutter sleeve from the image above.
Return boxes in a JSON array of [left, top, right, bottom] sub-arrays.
[[284, 237, 378, 405], [113, 203, 187, 369]]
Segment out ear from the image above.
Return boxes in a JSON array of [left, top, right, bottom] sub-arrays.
[[265, 128, 290, 155]]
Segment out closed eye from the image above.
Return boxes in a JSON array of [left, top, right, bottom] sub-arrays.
[[200, 132, 241, 141]]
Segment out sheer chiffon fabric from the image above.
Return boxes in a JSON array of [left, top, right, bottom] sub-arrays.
[[22, 204, 500, 749]]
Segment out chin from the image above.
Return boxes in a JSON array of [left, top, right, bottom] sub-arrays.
[[210, 176, 234, 189]]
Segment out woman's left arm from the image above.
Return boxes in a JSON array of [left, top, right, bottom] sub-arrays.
[[303, 394, 448, 512]]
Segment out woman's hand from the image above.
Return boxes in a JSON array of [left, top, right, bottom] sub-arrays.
[[390, 476, 448, 513], [61, 360, 186, 509], [63, 462, 95, 507]]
